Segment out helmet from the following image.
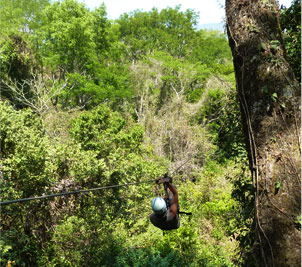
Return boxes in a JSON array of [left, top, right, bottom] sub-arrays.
[[151, 197, 167, 215]]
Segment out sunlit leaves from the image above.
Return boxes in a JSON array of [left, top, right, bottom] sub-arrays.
[[117, 6, 199, 60], [37, 0, 95, 72]]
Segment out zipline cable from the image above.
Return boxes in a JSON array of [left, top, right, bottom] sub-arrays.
[[1, 159, 192, 206], [169, 154, 193, 176], [0, 179, 158, 206]]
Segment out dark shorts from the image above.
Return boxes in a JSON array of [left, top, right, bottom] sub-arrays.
[[150, 210, 180, 230]]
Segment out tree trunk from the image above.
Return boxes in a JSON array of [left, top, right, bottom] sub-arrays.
[[225, 0, 301, 266]]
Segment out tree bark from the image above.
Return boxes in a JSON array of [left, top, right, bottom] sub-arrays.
[[225, 0, 301, 266]]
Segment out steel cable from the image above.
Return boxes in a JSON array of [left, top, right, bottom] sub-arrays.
[[0, 179, 157, 206]]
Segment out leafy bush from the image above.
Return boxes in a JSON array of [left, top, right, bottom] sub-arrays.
[[194, 85, 246, 161], [0, 101, 54, 266], [115, 247, 184, 267], [0, 101, 53, 198]]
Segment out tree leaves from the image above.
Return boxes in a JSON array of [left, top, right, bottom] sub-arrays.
[[280, 0, 301, 82]]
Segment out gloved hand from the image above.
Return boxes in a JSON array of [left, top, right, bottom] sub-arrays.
[[156, 176, 172, 184]]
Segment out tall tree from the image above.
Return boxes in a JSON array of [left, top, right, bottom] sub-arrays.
[[225, 0, 301, 266], [117, 6, 198, 61], [0, 0, 49, 35], [37, 0, 95, 75]]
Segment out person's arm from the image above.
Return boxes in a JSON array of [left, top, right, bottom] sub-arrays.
[[166, 182, 178, 217]]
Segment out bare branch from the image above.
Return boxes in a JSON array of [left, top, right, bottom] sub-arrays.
[[2, 74, 71, 115]]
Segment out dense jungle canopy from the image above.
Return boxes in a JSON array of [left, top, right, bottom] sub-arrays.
[[0, 0, 300, 266]]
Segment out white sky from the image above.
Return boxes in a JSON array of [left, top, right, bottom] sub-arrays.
[[80, 0, 293, 25]]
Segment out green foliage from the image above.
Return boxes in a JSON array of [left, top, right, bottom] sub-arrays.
[[37, 0, 95, 73], [294, 215, 301, 230], [0, 101, 53, 197], [144, 51, 211, 106], [117, 6, 199, 60], [58, 73, 101, 108], [0, 35, 33, 81], [0, 101, 55, 266], [189, 30, 233, 71], [173, 161, 241, 267], [70, 104, 142, 155], [30, 0, 133, 107], [0, 101, 166, 266], [92, 4, 111, 58], [0, 35, 34, 108], [194, 85, 246, 160], [229, 165, 255, 266], [280, 0, 301, 82], [114, 247, 184, 267], [50, 216, 90, 266], [0, 0, 49, 35]]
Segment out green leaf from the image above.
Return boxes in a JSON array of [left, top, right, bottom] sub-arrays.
[[261, 42, 267, 50], [271, 92, 278, 102], [275, 181, 282, 189]]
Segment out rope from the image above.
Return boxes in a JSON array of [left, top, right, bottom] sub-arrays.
[[0, 179, 157, 206]]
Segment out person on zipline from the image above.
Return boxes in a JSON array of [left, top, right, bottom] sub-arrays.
[[150, 176, 180, 230]]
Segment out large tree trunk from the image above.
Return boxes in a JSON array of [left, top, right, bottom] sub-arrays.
[[225, 0, 301, 266]]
